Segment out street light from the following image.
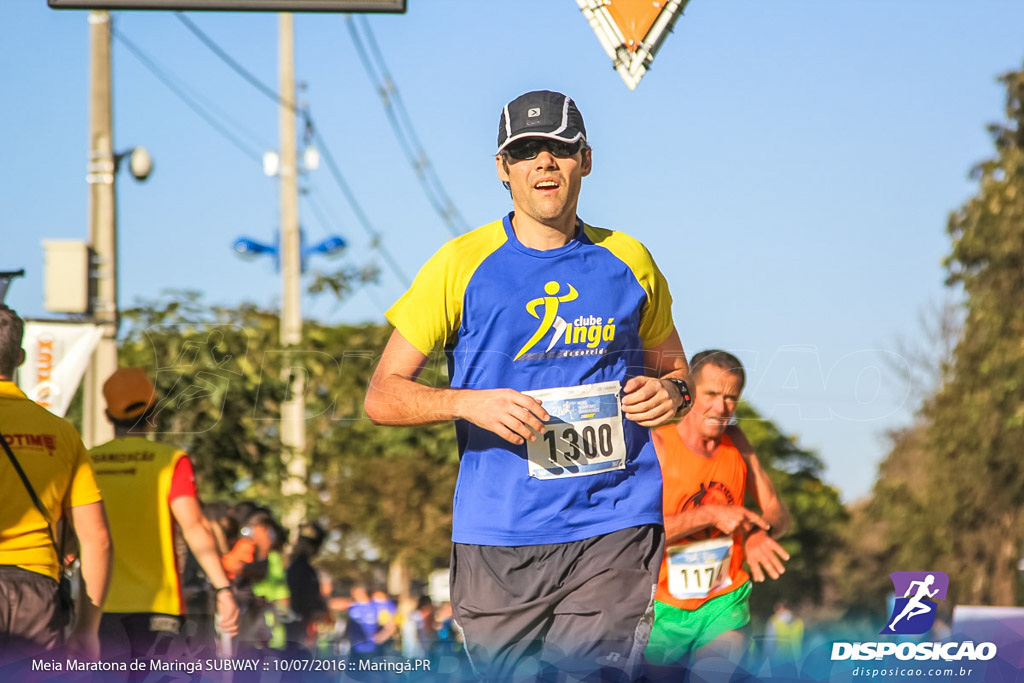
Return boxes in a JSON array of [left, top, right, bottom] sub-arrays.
[[231, 230, 346, 273], [117, 146, 153, 181]]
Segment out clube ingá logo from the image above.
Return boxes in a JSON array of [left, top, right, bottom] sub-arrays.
[[513, 281, 619, 361], [880, 571, 949, 635]]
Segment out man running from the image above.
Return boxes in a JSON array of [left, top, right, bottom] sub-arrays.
[[645, 350, 791, 678], [365, 90, 692, 680]]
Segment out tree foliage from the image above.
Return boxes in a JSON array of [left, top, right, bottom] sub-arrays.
[[119, 291, 287, 497], [296, 322, 458, 584], [838, 65, 1024, 608], [924, 66, 1024, 606], [117, 291, 457, 587], [736, 403, 847, 617], [828, 420, 940, 616]]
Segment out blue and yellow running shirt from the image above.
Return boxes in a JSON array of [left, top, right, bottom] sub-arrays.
[[387, 213, 675, 546]]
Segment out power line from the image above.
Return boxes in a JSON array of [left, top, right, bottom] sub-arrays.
[[302, 181, 344, 237], [171, 12, 411, 288], [346, 15, 471, 237], [112, 28, 265, 163], [174, 13, 286, 110], [310, 127, 410, 288]]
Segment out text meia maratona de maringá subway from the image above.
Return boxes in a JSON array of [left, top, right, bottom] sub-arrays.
[[36, 659, 260, 674]]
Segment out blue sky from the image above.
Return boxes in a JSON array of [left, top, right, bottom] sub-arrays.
[[5, 1, 1024, 502]]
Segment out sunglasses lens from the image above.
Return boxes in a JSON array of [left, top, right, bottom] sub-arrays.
[[507, 140, 541, 160], [506, 139, 582, 160], [548, 141, 577, 157]]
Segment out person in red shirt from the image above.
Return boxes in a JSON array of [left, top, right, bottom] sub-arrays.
[[91, 368, 239, 667]]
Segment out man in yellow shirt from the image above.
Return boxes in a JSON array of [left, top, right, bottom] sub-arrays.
[[0, 304, 113, 660], [92, 367, 238, 664]]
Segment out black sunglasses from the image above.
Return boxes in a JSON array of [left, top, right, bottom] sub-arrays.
[[504, 138, 585, 161]]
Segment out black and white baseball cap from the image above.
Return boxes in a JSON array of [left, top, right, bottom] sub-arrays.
[[496, 90, 587, 154]]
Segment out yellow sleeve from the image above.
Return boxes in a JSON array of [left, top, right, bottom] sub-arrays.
[[386, 245, 463, 356], [386, 221, 507, 355], [636, 249, 674, 349], [583, 225, 675, 348]]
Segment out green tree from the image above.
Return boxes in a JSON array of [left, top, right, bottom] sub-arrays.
[[828, 420, 937, 615], [826, 298, 964, 612], [736, 403, 848, 617], [293, 323, 459, 587], [118, 291, 289, 498], [855, 66, 1024, 608], [116, 292, 458, 589], [923, 65, 1024, 606]]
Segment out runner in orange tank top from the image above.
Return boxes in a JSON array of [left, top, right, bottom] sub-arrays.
[[645, 350, 792, 680]]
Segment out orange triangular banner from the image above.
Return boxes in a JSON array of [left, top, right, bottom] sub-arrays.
[[577, 0, 691, 90], [605, 0, 666, 52]]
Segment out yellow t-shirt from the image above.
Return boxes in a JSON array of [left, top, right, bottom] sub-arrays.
[[0, 381, 103, 581], [90, 437, 187, 615]]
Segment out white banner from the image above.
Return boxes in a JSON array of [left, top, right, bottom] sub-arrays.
[[18, 321, 102, 417]]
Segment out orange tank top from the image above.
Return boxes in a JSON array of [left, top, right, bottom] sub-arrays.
[[653, 424, 749, 610]]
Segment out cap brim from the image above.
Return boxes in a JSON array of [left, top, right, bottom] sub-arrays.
[[496, 131, 586, 155]]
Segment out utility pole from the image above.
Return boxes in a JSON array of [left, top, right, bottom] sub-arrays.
[[278, 13, 307, 533], [83, 10, 117, 448]]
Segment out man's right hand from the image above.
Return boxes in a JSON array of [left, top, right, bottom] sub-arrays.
[[454, 389, 550, 445], [700, 505, 770, 536]]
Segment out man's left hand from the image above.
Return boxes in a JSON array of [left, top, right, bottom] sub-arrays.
[[216, 589, 241, 637], [744, 529, 790, 582], [621, 376, 677, 426]]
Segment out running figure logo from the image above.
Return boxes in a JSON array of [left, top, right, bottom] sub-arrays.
[[881, 571, 949, 635], [514, 281, 578, 360]]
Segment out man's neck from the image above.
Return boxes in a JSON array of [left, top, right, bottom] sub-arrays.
[[509, 211, 578, 250], [678, 420, 722, 459]]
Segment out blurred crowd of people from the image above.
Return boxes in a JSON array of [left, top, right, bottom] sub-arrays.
[[185, 501, 463, 668]]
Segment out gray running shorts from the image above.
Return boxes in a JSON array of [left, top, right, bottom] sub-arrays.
[[451, 524, 664, 681]]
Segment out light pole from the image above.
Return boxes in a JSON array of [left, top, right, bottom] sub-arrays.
[[235, 15, 341, 535], [82, 10, 151, 448], [237, 14, 342, 529], [276, 13, 308, 536]]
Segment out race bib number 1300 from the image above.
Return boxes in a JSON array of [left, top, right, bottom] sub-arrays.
[[522, 381, 627, 480]]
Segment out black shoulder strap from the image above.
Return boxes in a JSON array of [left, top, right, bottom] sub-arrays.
[[0, 427, 62, 558]]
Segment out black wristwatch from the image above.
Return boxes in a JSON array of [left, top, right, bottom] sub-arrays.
[[664, 377, 692, 412]]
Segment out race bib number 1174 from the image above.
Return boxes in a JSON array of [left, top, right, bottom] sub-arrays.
[[666, 537, 733, 600]]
